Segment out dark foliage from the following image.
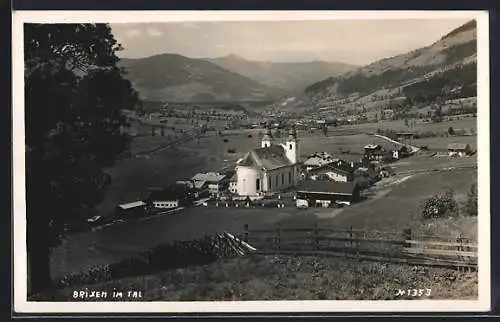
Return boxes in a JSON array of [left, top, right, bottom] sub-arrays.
[[25, 23, 140, 294], [421, 189, 459, 219], [403, 62, 476, 104], [464, 183, 478, 217]]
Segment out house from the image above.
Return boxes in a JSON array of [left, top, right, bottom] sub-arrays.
[[191, 172, 229, 196], [308, 160, 355, 182], [303, 152, 336, 171], [115, 201, 148, 219], [295, 180, 361, 208], [364, 144, 384, 161], [396, 132, 415, 145], [447, 143, 471, 157], [146, 186, 192, 209], [383, 109, 394, 120], [234, 128, 300, 196], [228, 173, 238, 194]]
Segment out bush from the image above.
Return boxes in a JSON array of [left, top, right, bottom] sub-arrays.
[[421, 188, 458, 219]]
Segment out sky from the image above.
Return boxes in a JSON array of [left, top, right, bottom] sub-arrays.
[[110, 19, 471, 66]]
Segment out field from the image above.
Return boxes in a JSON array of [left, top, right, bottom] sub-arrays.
[[52, 167, 477, 280], [344, 117, 477, 134], [50, 114, 479, 291], [412, 135, 477, 151]]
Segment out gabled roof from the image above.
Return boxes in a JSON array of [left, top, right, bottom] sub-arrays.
[[191, 172, 226, 183], [447, 143, 470, 150], [309, 160, 355, 175], [118, 201, 146, 210], [297, 180, 358, 195], [237, 145, 292, 171], [364, 144, 382, 150]]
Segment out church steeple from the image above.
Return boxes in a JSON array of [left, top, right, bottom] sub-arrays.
[[261, 128, 273, 148], [285, 126, 299, 164]]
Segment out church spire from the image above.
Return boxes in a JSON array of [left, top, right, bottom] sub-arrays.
[[261, 127, 273, 148]]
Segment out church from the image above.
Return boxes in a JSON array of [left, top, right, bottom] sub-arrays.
[[234, 128, 301, 197]]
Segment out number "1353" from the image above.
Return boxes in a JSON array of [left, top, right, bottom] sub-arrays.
[[396, 289, 432, 297]]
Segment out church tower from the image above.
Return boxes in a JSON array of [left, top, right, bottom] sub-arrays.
[[261, 128, 273, 148], [285, 127, 299, 164]]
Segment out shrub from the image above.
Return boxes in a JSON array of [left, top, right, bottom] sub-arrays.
[[421, 188, 459, 219], [464, 183, 478, 216]]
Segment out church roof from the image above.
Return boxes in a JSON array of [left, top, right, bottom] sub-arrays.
[[237, 145, 292, 171]]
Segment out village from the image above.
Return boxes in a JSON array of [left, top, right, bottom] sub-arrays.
[[84, 110, 476, 232]]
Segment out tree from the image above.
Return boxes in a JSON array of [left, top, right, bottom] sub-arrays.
[[464, 183, 478, 216], [322, 125, 328, 137], [404, 118, 409, 127], [25, 23, 139, 294], [448, 126, 455, 136]]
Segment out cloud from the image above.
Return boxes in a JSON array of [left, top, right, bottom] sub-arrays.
[[146, 28, 162, 38], [124, 29, 142, 38]]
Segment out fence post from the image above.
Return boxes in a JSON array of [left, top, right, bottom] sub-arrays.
[[244, 224, 249, 243], [349, 226, 354, 251], [314, 222, 319, 251], [457, 232, 464, 273], [354, 230, 360, 260], [276, 223, 281, 251], [402, 228, 412, 249]]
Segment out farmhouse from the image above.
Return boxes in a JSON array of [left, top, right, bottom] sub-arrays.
[[303, 152, 336, 171], [308, 160, 355, 182], [396, 132, 415, 145], [147, 186, 193, 209], [191, 172, 229, 196], [447, 143, 471, 157], [115, 201, 147, 219], [364, 144, 384, 161], [234, 128, 300, 196], [296, 180, 361, 208]]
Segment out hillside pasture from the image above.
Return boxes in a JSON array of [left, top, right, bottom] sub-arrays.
[[412, 135, 477, 151], [363, 117, 477, 134]]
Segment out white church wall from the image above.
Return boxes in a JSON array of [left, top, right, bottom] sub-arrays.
[[236, 166, 262, 196], [266, 166, 296, 193]]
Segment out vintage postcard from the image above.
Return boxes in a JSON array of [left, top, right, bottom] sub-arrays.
[[12, 10, 490, 314]]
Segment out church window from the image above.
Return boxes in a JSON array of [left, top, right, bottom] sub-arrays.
[[256, 178, 260, 191], [289, 144, 292, 150], [289, 171, 292, 183], [281, 173, 284, 185], [268, 177, 271, 189], [275, 175, 278, 187]]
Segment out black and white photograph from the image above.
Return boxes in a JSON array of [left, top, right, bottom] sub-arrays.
[[12, 10, 490, 313]]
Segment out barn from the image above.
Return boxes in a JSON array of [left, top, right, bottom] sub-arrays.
[[295, 180, 361, 208]]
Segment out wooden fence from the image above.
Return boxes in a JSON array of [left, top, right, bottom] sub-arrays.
[[242, 224, 478, 271]]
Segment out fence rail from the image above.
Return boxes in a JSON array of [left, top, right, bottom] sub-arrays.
[[243, 224, 478, 270]]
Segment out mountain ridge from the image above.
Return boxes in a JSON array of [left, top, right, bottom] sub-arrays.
[[207, 55, 358, 92], [305, 20, 477, 117], [118, 53, 286, 102]]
